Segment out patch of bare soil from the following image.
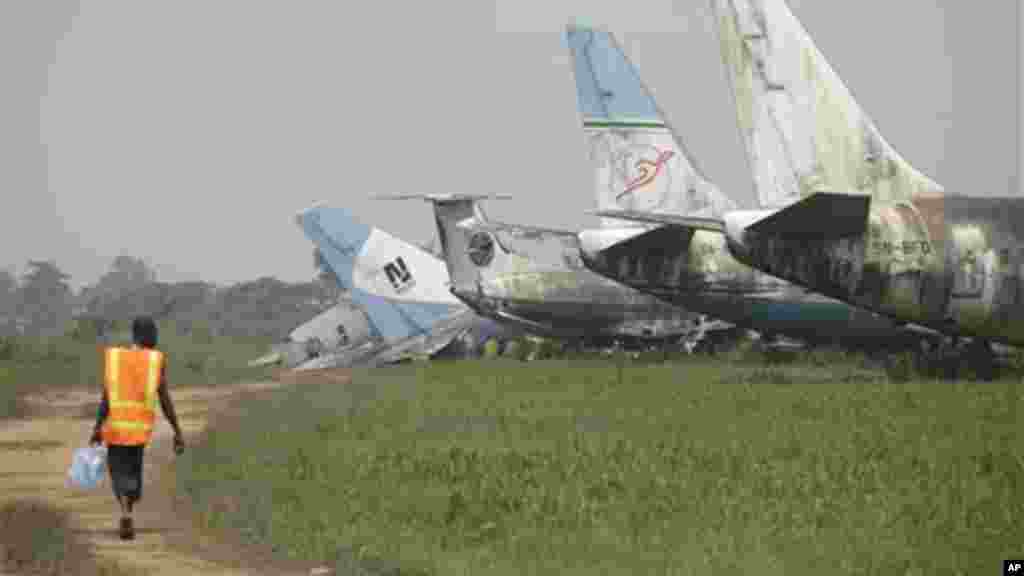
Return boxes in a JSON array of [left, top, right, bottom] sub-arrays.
[[272, 367, 355, 386]]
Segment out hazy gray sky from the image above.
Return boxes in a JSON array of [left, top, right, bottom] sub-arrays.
[[2, 1, 1017, 288]]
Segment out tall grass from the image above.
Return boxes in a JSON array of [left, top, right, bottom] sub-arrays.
[[179, 358, 1022, 575]]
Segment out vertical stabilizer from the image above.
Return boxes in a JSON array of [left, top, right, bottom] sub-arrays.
[[424, 198, 501, 295], [566, 23, 739, 224], [374, 194, 518, 299], [295, 204, 464, 343], [709, 0, 943, 209]]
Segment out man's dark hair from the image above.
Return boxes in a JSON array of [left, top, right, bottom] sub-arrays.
[[131, 316, 158, 348]]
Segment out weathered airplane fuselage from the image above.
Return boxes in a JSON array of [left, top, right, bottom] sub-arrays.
[[728, 195, 1024, 346], [580, 224, 924, 348], [451, 226, 701, 343]]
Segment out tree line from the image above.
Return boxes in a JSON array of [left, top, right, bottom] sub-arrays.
[[0, 250, 345, 340]]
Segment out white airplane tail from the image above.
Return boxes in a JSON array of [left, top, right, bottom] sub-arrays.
[[710, 0, 944, 209], [295, 203, 465, 344], [565, 22, 739, 225]]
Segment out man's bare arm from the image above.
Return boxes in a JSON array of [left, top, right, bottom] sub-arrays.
[[92, 388, 108, 439], [157, 365, 182, 437]]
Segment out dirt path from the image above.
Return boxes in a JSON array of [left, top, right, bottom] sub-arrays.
[[1, 372, 351, 575]]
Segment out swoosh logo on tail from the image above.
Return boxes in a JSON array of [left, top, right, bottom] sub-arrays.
[[617, 149, 675, 201]]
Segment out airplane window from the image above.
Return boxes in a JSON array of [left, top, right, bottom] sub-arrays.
[[336, 324, 349, 345]]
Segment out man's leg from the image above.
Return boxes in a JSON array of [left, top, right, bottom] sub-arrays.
[[117, 496, 134, 539], [108, 446, 138, 540], [120, 446, 144, 539]]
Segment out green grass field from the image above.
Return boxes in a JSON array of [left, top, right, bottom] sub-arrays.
[[0, 320, 273, 419], [179, 356, 1022, 575]]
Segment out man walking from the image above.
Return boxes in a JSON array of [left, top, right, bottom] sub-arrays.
[[90, 316, 185, 540]]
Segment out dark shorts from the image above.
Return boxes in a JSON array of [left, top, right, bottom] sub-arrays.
[[107, 444, 145, 501]]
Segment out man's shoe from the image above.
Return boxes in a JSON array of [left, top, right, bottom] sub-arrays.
[[119, 517, 134, 540]]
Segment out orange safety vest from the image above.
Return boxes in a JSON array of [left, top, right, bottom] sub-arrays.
[[101, 347, 164, 446]]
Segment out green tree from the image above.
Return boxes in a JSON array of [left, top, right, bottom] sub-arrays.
[[17, 260, 72, 335], [0, 268, 16, 335], [80, 255, 158, 319], [92, 255, 156, 300]]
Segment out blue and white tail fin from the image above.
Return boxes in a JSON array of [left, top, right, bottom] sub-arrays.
[[709, 0, 943, 209], [566, 22, 739, 226], [295, 204, 465, 344]]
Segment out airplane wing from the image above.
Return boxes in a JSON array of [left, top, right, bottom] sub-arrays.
[[744, 192, 870, 238], [590, 210, 726, 233], [597, 192, 869, 239], [456, 217, 580, 239], [374, 193, 515, 202]]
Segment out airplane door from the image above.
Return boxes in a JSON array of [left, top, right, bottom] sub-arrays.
[[946, 225, 995, 330]]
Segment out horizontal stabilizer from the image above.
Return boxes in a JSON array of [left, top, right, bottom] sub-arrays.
[[746, 192, 870, 238], [590, 210, 726, 233], [373, 193, 514, 202], [455, 218, 579, 239]]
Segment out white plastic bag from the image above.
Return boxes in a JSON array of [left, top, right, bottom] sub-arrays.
[[67, 445, 107, 490]]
